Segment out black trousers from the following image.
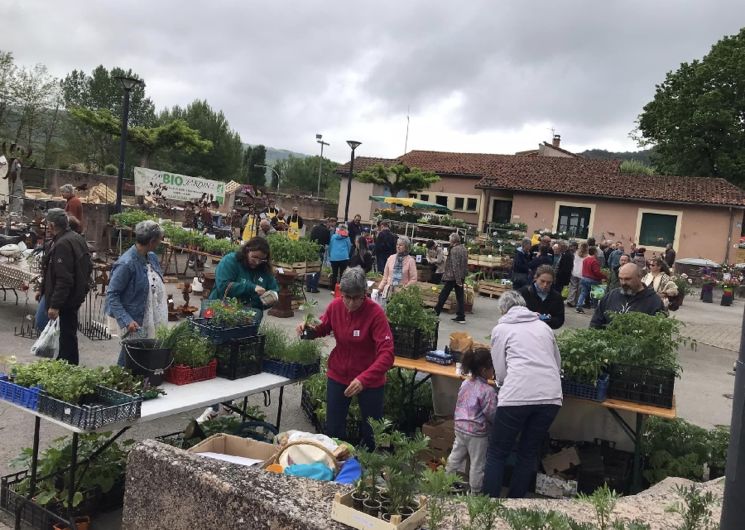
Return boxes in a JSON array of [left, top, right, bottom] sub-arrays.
[[435, 280, 465, 320], [330, 260, 349, 289], [58, 306, 80, 365]]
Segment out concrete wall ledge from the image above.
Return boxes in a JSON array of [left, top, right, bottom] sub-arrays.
[[123, 440, 725, 530]]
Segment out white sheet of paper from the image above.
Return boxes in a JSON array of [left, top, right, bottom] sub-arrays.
[[195, 452, 264, 467], [276, 267, 285, 274], [367, 280, 374, 287]]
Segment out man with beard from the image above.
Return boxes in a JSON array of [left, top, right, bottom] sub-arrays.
[[590, 263, 664, 329]]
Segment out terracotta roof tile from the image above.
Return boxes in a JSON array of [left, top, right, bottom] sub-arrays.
[[336, 157, 396, 174]]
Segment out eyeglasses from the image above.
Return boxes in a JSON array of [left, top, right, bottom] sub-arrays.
[[248, 254, 268, 263]]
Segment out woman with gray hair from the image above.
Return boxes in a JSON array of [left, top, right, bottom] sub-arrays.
[[105, 220, 168, 366], [378, 235, 417, 296], [482, 290, 563, 498], [297, 266, 394, 449]]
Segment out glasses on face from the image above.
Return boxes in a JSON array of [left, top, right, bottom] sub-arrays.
[[248, 254, 267, 264], [648, 262, 658, 267]]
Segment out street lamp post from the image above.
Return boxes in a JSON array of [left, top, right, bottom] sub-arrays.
[[344, 140, 361, 222], [315, 133, 330, 197], [255, 164, 281, 193], [113, 76, 144, 213]]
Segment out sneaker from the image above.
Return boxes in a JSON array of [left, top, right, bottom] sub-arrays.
[[452, 317, 466, 324], [576, 307, 584, 314]]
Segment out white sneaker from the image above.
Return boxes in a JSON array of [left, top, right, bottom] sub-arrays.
[[196, 407, 218, 424]]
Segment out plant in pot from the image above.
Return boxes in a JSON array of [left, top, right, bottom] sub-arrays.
[[161, 323, 216, 384], [300, 312, 321, 340], [202, 298, 257, 328], [556, 328, 617, 401], [385, 286, 439, 359]]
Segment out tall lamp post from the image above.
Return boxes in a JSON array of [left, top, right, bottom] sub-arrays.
[[114, 76, 144, 213], [255, 163, 281, 193], [344, 140, 361, 222], [315, 133, 330, 197]]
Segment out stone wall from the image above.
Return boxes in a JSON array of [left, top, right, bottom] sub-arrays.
[[123, 439, 725, 530]]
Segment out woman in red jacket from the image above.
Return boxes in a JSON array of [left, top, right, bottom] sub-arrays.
[[576, 246, 607, 313], [297, 266, 394, 448]]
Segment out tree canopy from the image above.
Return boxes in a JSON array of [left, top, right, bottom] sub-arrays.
[[637, 28, 745, 186], [273, 155, 340, 198], [356, 163, 440, 198], [243, 145, 267, 187]]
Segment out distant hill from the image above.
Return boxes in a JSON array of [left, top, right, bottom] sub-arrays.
[[581, 148, 653, 165], [243, 144, 311, 166]]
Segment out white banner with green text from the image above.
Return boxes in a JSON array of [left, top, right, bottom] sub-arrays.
[[133, 167, 226, 205]]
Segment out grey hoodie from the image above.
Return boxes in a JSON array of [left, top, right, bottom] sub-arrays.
[[490, 306, 563, 407]]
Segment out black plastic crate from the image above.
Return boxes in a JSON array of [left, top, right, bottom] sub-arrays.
[[0, 470, 69, 529], [37, 385, 142, 431], [561, 374, 609, 402], [608, 363, 675, 408], [191, 317, 259, 345], [300, 386, 319, 428], [215, 335, 265, 380], [262, 358, 320, 380], [577, 440, 633, 494], [390, 322, 439, 359]]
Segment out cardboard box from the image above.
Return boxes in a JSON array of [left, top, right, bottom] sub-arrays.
[[422, 418, 455, 444], [542, 447, 580, 475], [535, 473, 578, 499], [331, 492, 427, 530], [188, 433, 277, 468]]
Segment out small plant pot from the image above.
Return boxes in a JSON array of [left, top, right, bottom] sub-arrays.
[[300, 327, 316, 340], [362, 498, 381, 517], [351, 490, 369, 510], [53, 515, 91, 530], [399, 506, 414, 520]]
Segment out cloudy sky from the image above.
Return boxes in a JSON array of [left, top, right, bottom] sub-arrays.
[[4, 1, 745, 162]]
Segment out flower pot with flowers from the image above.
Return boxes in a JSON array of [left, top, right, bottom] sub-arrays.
[[700, 272, 717, 303], [670, 274, 693, 309], [719, 266, 741, 306]]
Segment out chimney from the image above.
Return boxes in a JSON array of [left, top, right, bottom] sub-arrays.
[[552, 134, 561, 148]]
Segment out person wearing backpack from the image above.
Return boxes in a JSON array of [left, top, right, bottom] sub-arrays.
[[39, 209, 92, 365]]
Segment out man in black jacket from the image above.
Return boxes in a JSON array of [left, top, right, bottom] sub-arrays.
[[306, 218, 333, 293], [590, 263, 664, 329], [374, 221, 397, 273], [518, 264, 565, 330], [554, 241, 574, 294], [40, 209, 91, 364]]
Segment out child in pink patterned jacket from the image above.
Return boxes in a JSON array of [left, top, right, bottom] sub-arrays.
[[445, 347, 497, 494]]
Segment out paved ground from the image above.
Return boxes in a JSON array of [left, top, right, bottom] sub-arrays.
[[0, 283, 741, 529]]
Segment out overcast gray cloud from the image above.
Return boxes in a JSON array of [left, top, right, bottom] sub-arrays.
[[3, 0, 745, 161]]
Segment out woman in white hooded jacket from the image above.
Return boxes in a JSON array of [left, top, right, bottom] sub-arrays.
[[482, 291, 563, 498]]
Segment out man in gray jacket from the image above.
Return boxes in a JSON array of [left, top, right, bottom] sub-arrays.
[[434, 232, 469, 324]]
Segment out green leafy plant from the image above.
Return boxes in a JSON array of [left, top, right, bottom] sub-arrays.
[[463, 495, 503, 530], [557, 328, 618, 385], [385, 286, 438, 335], [110, 209, 157, 228], [641, 418, 710, 483], [206, 298, 257, 328], [96, 365, 165, 400], [158, 322, 214, 368], [12, 433, 134, 509], [12, 360, 98, 404], [267, 234, 320, 263], [420, 467, 459, 530], [666, 484, 719, 530], [578, 484, 620, 530], [262, 323, 322, 364]]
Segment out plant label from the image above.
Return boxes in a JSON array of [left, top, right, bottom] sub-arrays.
[[277, 267, 284, 274], [415, 255, 422, 263], [353, 330, 360, 337]]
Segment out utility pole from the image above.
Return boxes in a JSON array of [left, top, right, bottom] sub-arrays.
[[316, 134, 330, 197]]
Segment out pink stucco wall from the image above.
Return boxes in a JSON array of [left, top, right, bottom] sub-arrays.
[[509, 192, 741, 263]]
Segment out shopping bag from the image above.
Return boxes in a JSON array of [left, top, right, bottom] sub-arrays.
[[31, 319, 60, 358]]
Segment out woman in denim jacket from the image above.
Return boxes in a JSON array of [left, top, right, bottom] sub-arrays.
[[105, 221, 167, 366]]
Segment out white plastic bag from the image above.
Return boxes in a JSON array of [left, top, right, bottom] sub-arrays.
[[31, 319, 60, 358]]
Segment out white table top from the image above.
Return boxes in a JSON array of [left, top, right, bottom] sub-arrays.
[[3, 372, 293, 434]]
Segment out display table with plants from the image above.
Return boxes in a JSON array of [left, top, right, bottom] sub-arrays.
[[267, 234, 322, 275], [385, 287, 439, 359]]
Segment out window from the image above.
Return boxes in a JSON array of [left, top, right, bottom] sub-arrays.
[[454, 197, 465, 210], [491, 199, 512, 224], [466, 198, 478, 211], [557, 205, 591, 238], [435, 195, 448, 207], [409, 193, 417, 198], [419, 194, 429, 202], [639, 213, 677, 247]]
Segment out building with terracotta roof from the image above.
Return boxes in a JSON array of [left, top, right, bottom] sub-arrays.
[[337, 147, 745, 263]]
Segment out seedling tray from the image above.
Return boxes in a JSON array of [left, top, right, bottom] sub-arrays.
[[37, 385, 142, 430], [215, 336, 265, 380], [191, 317, 259, 345], [0, 374, 42, 411], [331, 492, 427, 530], [165, 359, 218, 386], [608, 363, 675, 408], [0, 470, 76, 530], [262, 358, 320, 380], [561, 374, 609, 402], [390, 322, 439, 359]]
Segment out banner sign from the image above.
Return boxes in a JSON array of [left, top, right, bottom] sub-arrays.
[[134, 167, 226, 205]]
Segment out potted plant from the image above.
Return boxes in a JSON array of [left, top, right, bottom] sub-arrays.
[[385, 287, 439, 359], [261, 324, 322, 379], [720, 269, 740, 306], [556, 328, 616, 401], [196, 298, 259, 343], [300, 312, 321, 340], [162, 323, 217, 385], [700, 271, 717, 303], [670, 273, 693, 307]]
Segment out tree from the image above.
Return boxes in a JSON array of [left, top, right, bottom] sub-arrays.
[[159, 100, 243, 181], [0, 51, 16, 132], [619, 159, 655, 175], [273, 155, 340, 196], [637, 28, 745, 186], [356, 163, 439, 198], [9, 63, 58, 146], [243, 145, 267, 186], [68, 107, 212, 168]]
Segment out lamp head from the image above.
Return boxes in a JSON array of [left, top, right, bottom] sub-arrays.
[[316, 133, 323, 140], [115, 76, 144, 91], [346, 140, 361, 151]]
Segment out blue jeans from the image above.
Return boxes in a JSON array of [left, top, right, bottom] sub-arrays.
[[35, 295, 48, 331], [482, 404, 560, 498], [577, 278, 599, 308], [326, 378, 384, 450]]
